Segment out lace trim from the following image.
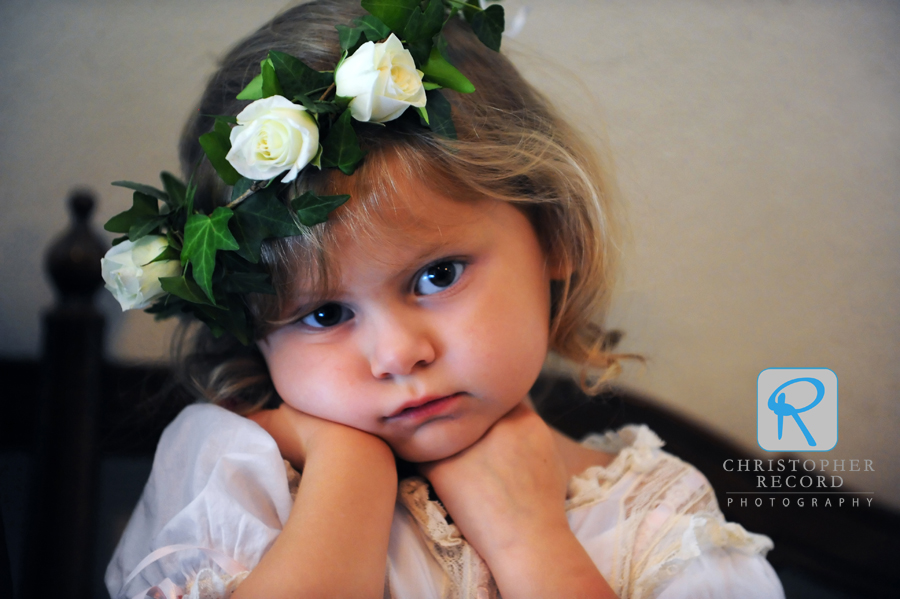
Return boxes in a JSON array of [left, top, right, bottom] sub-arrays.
[[400, 424, 775, 599], [397, 478, 498, 599], [183, 569, 249, 599]]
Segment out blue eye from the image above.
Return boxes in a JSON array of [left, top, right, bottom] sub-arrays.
[[300, 303, 354, 328], [414, 261, 465, 296]]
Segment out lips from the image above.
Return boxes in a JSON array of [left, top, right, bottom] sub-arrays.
[[387, 392, 463, 421]]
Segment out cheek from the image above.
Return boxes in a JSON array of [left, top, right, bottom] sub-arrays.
[[260, 336, 367, 425], [454, 269, 551, 393]]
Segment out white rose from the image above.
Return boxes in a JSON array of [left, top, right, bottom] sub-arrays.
[[101, 236, 182, 311], [226, 96, 319, 183], [335, 33, 426, 123]]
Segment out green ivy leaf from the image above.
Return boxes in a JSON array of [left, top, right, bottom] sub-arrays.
[[147, 244, 180, 264], [405, 39, 432, 67], [128, 215, 167, 241], [104, 191, 158, 234], [291, 191, 350, 227], [111, 235, 129, 247], [199, 127, 241, 186], [416, 105, 430, 125], [160, 172, 186, 210], [201, 114, 238, 124], [261, 58, 284, 98], [230, 177, 255, 202], [355, 14, 392, 41], [111, 181, 168, 202], [269, 51, 333, 99], [360, 0, 419, 34], [236, 73, 264, 101], [159, 275, 216, 306], [145, 295, 188, 319], [423, 81, 442, 91], [435, 31, 451, 61], [421, 46, 475, 94], [197, 297, 251, 345], [320, 109, 366, 175], [423, 89, 457, 139], [181, 207, 240, 303], [230, 189, 302, 263], [336, 24, 365, 53], [471, 4, 505, 52], [224, 272, 276, 295], [403, 0, 444, 43], [185, 179, 197, 220]]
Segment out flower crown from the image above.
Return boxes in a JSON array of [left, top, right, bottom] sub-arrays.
[[101, 0, 505, 344]]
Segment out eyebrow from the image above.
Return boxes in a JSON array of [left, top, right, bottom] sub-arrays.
[[278, 226, 467, 321]]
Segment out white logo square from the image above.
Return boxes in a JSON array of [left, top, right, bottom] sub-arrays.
[[757, 368, 838, 452]]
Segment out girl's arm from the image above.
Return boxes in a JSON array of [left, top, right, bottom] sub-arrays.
[[419, 403, 618, 599], [234, 405, 398, 599]]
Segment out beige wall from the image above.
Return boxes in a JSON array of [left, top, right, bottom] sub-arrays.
[[1, 0, 897, 506]]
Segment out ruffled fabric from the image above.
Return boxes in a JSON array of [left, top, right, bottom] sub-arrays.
[[105, 404, 295, 599], [107, 407, 783, 599], [397, 478, 498, 599], [567, 425, 779, 598]]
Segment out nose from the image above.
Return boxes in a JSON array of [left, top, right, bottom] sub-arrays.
[[366, 307, 437, 379]]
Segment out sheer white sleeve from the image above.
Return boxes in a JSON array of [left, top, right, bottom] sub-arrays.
[[105, 404, 299, 599], [571, 425, 784, 599]]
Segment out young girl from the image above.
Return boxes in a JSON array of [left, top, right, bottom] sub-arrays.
[[103, 1, 784, 597]]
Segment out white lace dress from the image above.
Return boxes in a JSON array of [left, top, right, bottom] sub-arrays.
[[106, 404, 785, 599]]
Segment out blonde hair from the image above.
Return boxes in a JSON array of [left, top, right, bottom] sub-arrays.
[[177, 0, 633, 413]]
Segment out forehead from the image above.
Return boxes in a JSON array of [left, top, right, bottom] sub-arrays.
[[329, 174, 494, 278], [282, 157, 499, 303]]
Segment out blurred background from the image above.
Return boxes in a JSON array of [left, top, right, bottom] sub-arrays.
[[0, 0, 897, 597]]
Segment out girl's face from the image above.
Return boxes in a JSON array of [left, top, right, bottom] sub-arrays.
[[258, 173, 553, 462]]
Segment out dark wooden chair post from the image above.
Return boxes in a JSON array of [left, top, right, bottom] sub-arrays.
[[21, 190, 108, 599]]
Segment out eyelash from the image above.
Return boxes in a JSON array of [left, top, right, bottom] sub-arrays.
[[297, 259, 467, 329], [413, 259, 466, 296]]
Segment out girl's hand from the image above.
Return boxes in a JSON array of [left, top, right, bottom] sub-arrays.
[[248, 402, 387, 471], [236, 403, 398, 599], [419, 402, 617, 599], [418, 402, 569, 556]]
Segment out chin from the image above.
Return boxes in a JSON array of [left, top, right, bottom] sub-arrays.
[[390, 427, 484, 463]]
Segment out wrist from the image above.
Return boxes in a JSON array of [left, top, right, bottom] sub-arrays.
[[483, 527, 615, 599], [305, 428, 397, 483]]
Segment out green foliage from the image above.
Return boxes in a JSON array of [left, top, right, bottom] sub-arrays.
[[230, 189, 302, 263], [360, 0, 419, 34], [160, 172, 186, 210], [260, 58, 284, 98], [422, 89, 457, 139], [336, 24, 365, 53], [147, 244, 180, 264], [104, 0, 501, 346], [104, 191, 166, 240], [421, 46, 475, 94], [236, 74, 264, 101], [111, 180, 168, 202], [471, 4, 504, 52], [197, 296, 251, 345], [181, 207, 240, 303], [230, 177, 255, 202], [291, 191, 350, 227], [160, 274, 215, 306], [320, 109, 366, 175], [337, 14, 393, 54], [269, 51, 333, 100], [199, 121, 241, 186], [402, 0, 445, 65], [224, 272, 276, 295], [356, 14, 392, 41]]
